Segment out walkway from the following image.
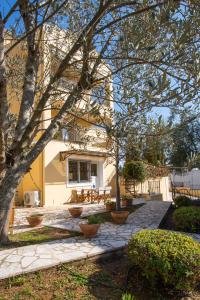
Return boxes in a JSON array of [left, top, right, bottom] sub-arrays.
[[0, 201, 198, 280], [13, 203, 106, 232]]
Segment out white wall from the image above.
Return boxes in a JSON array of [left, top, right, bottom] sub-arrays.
[[121, 176, 171, 202], [171, 169, 200, 189], [136, 177, 170, 202]]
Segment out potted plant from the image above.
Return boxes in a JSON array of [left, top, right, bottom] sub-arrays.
[[105, 200, 116, 211], [26, 213, 44, 227], [121, 195, 133, 207], [68, 206, 83, 218], [111, 210, 129, 224], [79, 215, 101, 238]]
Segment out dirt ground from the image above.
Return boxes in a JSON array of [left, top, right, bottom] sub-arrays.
[[0, 253, 199, 300]]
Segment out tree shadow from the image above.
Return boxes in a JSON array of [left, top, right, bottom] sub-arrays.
[[86, 251, 198, 300], [87, 251, 128, 300]]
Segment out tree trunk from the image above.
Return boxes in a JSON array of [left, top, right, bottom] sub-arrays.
[[0, 203, 11, 244], [115, 142, 121, 211], [0, 171, 20, 244]]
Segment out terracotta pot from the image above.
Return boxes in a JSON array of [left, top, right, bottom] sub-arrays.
[[111, 211, 129, 224], [121, 200, 127, 207], [68, 207, 83, 218], [105, 202, 116, 211], [127, 200, 133, 207], [79, 223, 100, 238], [26, 214, 44, 227]]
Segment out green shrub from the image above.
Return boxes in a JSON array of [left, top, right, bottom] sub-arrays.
[[127, 229, 200, 291], [173, 206, 200, 233], [123, 161, 147, 182], [174, 195, 192, 207], [122, 293, 135, 300], [121, 195, 133, 201], [87, 215, 102, 224]]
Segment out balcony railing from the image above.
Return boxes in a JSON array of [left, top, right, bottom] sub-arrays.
[[53, 128, 84, 143]]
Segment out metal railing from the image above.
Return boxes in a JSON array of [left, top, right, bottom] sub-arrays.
[[148, 180, 161, 194], [171, 183, 200, 200]]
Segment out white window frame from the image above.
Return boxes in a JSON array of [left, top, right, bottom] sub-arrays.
[[67, 159, 98, 187]]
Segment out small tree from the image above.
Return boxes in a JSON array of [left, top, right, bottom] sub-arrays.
[[123, 161, 147, 195]]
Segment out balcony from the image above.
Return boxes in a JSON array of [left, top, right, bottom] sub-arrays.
[[53, 128, 85, 144]]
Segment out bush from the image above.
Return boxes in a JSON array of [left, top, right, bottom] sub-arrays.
[[127, 229, 200, 291], [121, 195, 133, 201], [173, 206, 200, 233], [122, 293, 135, 300], [87, 215, 102, 224], [123, 161, 147, 182], [174, 195, 192, 207]]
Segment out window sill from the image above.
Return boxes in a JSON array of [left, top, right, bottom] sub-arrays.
[[67, 182, 92, 188]]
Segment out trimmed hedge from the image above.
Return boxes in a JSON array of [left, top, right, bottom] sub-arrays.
[[174, 195, 192, 207], [173, 206, 200, 233], [127, 229, 200, 291]]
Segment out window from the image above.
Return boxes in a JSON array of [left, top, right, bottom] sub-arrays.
[[91, 164, 97, 176], [68, 160, 97, 183], [69, 160, 78, 182], [80, 161, 89, 181]]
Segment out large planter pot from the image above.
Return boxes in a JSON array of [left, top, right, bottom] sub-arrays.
[[111, 211, 129, 224], [26, 214, 44, 227], [79, 223, 100, 238], [68, 207, 83, 218], [105, 202, 116, 211]]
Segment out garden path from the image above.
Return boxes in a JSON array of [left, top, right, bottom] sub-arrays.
[[0, 201, 199, 280]]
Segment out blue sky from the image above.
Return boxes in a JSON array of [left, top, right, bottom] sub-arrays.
[[1, 0, 20, 27]]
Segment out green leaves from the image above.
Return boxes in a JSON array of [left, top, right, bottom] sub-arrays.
[[122, 293, 135, 300], [173, 206, 200, 233], [127, 229, 200, 291], [123, 161, 147, 182]]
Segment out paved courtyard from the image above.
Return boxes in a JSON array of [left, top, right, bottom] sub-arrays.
[[0, 200, 199, 280], [13, 203, 106, 233]]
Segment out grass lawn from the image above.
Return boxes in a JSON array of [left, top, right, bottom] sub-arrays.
[[0, 254, 199, 300], [0, 226, 80, 251], [82, 204, 144, 223]]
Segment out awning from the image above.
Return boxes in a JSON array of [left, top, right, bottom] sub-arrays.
[[60, 150, 112, 161]]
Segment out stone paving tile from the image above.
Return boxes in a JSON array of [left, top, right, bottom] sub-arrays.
[[14, 203, 106, 231], [1, 200, 199, 280]]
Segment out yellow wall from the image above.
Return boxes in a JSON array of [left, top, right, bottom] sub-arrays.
[[16, 153, 44, 206]]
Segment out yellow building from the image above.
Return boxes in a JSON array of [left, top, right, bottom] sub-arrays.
[[6, 26, 116, 207]]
